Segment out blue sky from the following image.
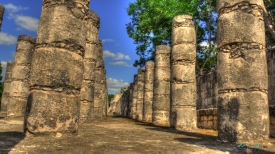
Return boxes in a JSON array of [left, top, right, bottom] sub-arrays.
[[0, 0, 140, 94]]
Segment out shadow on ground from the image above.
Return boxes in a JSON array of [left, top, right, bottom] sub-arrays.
[[134, 120, 275, 154], [0, 132, 25, 154]]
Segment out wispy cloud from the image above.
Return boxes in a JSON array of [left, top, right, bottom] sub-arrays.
[[4, 3, 39, 32], [103, 50, 131, 60], [0, 32, 17, 45], [107, 78, 129, 93], [3, 3, 28, 13], [102, 39, 114, 43], [109, 61, 132, 67], [13, 15, 39, 32], [1, 61, 7, 81]]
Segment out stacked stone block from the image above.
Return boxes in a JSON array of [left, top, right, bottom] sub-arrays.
[[79, 10, 100, 124], [130, 75, 138, 119], [217, 0, 269, 143], [197, 108, 217, 130], [136, 68, 145, 121], [196, 69, 218, 110], [102, 80, 108, 117], [93, 40, 106, 120], [143, 62, 154, 123], [0, 4, 4, 32], [26, 0, 90, 134], [1, 61, 14, 113], [152, 45, 171, 127], [128, 83, 133, 118], [170, 15, 197, 130], [7, 35, 36, 117]]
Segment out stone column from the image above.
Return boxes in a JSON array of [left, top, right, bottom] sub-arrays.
[[128, 83, 133, 118], [1, 61, 14, 113], [7, 35, 36, 117], [26, 0, 90, 134], [130, 75, 138, 119], [93, 40, 105, 120], [217, 0, 269, 143], [79, 10, 100, 124], [136, 68, 145, 121], [0, 4, 4, 32], [152, 45, 171, 127], [170, 15, 197, 130], [143, 62, 154, 123], [101, 69, 108, 117]]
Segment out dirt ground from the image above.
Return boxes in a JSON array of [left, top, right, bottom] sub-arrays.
[[0, 115, 275, 154]]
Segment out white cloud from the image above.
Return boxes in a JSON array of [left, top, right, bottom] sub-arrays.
[[0, 32, 17, 45], [107, 78, 129, 93], [1, 61, 7, 81], [109, 61, 132, 67], [3, 3, 28, 13], [199, 41, 209, 48], [13, 15, 39, 32], [102, 39, 114, 43], [103, 50, 131, 60]]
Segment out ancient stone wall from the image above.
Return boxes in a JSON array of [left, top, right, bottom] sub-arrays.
[[136, 68, 145, 121], [217, 0, 269, 143], [108, 93, 123, 116], [7, 35, 36, 117], [170, 15, 197, 130], [0, 4, 4, 32], [196, 69, 218, 110], [26, 0, 90, 134], [1, 61, 14, 114], [197, 108, 217, 130], [143, 62, 154, 123], [128, 83, 133, 118], [79, 10, 100, 124], [152, 45, 171, 127]]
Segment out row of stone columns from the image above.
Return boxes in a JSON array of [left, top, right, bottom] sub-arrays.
[[123, 0, 270, 144]]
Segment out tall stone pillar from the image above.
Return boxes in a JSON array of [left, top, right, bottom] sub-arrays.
[[143, 62, 154, 123], [26, 0, 90, 134], [170, 15, 197, 130], [217, 0, 269, 143], [101, 69, 108, 117], [79, 10, 100, 124], [152, 45, 171, 127], [0, 4, 4, 32], [7, 35, 36, 117], [1, 61, 14, 113], [136, 68, 145, 121], [130, 75, 138, 119], [93, 40, 105, 120], [128, 83, 133, 118]]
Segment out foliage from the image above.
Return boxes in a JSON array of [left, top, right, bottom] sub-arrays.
[[120, 87, 127, 93], [127, 0, 275, 74], [126, 0, 217, 74], [108, 94, 114, 106]]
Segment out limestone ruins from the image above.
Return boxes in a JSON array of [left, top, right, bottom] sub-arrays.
[[0, 0, 274, 146]]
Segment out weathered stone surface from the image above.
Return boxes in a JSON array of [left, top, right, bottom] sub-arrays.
[[152, 45, 171, 127], [1, 61, 14, 113], [79, 10, 99, 124], [26, 0, 90, 134], [136, 68, 145, 121], [171, 15, 197, 130], [143, 62, 154, 123], [26, 90, 79, 134], [0, 4, 4, 31], [128, 83, 133, 118], [130, 75, 138, 119], [217, 0, 269, 143], [7, 35, 36, 117]]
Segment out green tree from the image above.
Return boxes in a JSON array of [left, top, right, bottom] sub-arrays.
[[120, 87, 127, 93], [108, 94, 114, 106], [127, 0, 275, 74]]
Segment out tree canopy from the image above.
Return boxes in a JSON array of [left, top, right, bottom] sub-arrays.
[[126, 0, 275, 74]]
